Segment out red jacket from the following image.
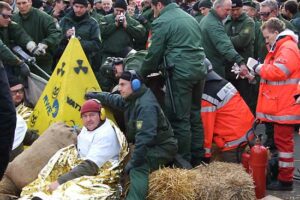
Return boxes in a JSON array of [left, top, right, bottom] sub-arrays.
[[255, 31, 300, 124], [201, 79, 254, 158]]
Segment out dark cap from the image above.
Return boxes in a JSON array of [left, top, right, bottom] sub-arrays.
[[232, 0, 243, 8], [114, 0, 128, 10], [243, 0, 257, 8], [198, 0, 212, 8], [192, 1, 200, 11], [8, 76, 22, 88], [73, 0, 88, 6]]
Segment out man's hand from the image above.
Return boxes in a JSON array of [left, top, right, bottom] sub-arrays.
[[48, 181, 60, 192], [33, 43, 48, 56], [66, 28, 75, 38], [26, 41, 37, 54], [19, 62, 30, 76], [85, 92, 100, 100], [239, 64, 249, 77]]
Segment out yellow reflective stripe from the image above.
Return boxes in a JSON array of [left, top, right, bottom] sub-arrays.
[[279, 152, 293, 158], [273, 62, 291, 77], [256, 112, 300, 121], [260, 78, 300, 85], [201, 106, 217, 112], [279, 161, 294, 168]]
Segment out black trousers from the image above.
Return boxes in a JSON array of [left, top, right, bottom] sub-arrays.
[[0, 65, 16, 180]]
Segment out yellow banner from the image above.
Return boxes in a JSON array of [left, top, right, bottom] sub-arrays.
[[28, 37, 114, 134]]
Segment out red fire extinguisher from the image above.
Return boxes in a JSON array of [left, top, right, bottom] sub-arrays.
[[242, 137, 268, 199]]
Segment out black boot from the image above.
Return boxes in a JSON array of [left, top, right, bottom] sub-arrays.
[[267, 180, 293, 191]]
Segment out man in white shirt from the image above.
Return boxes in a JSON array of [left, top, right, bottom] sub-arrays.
[[48, 99, 120, 191]]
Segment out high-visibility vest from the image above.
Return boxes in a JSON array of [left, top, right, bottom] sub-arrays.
[[255, 35, 300, 124], [201, 79, 254, 157]]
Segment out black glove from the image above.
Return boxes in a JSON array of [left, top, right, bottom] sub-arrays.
[[19, 62, 30, 76], [84, 92, 100, 100], [125, 162, 133, 175]]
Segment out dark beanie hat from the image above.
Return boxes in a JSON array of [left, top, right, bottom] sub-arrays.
[[73, 0, 88, 6], [114, 0, 128, 10], [232, 0, 243, 7], [198, 0, 212, 8], [192, 1, 200, 11], [8, 76, 22, 88], [243, 0, 257, 8]]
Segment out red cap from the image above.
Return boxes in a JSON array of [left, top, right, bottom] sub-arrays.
[[80, 99, 101, 115]]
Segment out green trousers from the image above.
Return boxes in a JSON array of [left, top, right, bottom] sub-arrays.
[[164, 79, 205, 162], [125, 164, 150, 200], [126, 145, 176, 200]]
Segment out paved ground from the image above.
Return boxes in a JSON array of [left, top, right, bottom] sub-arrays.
[[266, 132, 300, 200]]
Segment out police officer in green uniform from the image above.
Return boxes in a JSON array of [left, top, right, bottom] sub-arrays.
[[86, 70, 177, 200], [0, 1, 34, 78], [59, 0, 101, 72], [140, 0, 207, 165], [100, 0, 146, 62], [224, 0, 256, 113], [199, 0, 249, 78], [13, 0, 61, 75]]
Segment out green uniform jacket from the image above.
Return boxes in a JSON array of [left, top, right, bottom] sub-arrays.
[[12, 7, 62, 71], [194, 12, 204, 23], [96, 86, 177, 169], [291, 12, 300, 33], [101, 13, 146, 57], [0, 39, 22, 66], [0, 21, 32, 50], [90, 10, 104, 24], [199, 9, 244, 77], [12, 8, 61, 52], [141, 6, 154, 32], [59, 11, 101, 57], [141, 3, 206, 80], [253, 20, 265, 61], [224, 13, 255, 79]]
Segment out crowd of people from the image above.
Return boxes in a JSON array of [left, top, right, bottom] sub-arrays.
[[1, 0, 300, 198]]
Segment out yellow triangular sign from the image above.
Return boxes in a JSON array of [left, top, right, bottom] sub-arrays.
[[28, 37, 113, 134]]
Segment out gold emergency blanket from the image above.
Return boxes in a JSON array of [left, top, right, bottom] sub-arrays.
[[16, 103, 33, 123], [19, 120, 128, 200]]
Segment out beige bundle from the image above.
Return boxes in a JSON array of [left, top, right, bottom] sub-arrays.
[[0, 123, 77, 197], [148, 162, 255, 200]]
